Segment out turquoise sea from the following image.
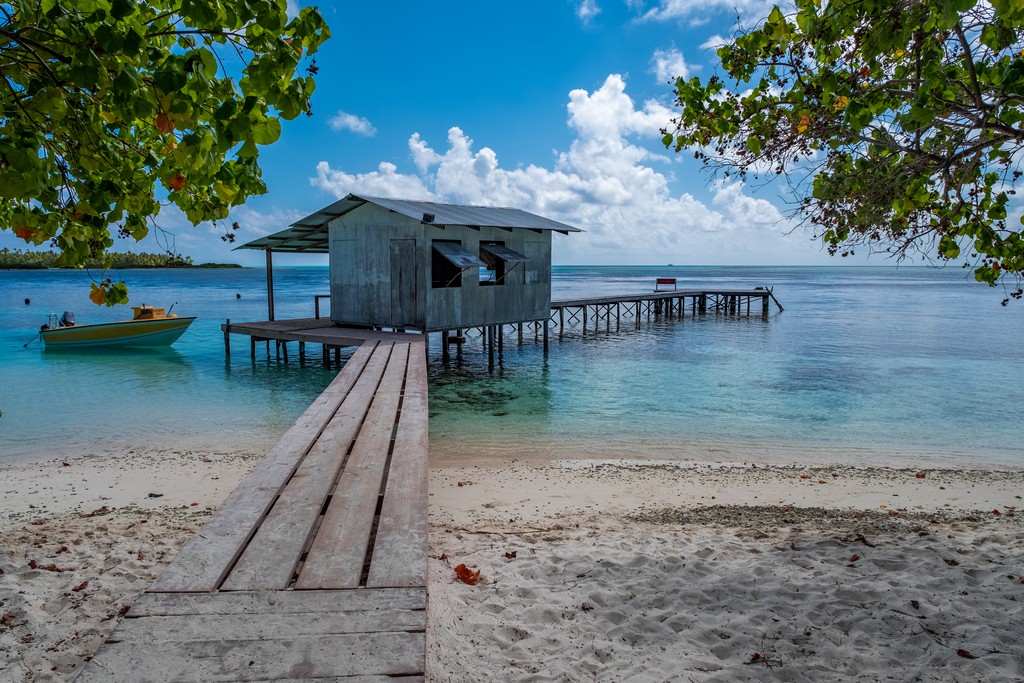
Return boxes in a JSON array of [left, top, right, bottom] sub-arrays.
[[1, 266, 1022, 468]]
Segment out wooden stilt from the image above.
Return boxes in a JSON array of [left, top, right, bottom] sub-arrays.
[[487, 326, 495, 371], [224, 319, 231, 358]]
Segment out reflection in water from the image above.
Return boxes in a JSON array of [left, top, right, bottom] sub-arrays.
[[42, 346, 198, 391]]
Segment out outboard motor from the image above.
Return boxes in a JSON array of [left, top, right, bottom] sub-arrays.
[[60, 311, 75, 327]]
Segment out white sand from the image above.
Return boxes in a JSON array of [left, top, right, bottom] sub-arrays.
[[2, 453, 1023, 682], [0, 450, 259, 682], [428, 462, 1024, 682]]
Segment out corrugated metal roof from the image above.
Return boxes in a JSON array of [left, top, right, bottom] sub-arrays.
[[236, 194, 583, 253], [432, 241, 487, 268], [480, 243, 530, 264]]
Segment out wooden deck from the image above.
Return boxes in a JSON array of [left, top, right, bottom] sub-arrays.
[[223, 318, 420, 364], [78, 338, 429, 682]]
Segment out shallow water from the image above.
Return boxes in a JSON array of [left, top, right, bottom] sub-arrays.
[[0, 265, 1021, 467]]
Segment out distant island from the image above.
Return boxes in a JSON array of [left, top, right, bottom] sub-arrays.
[[0, 249, 242, 270]]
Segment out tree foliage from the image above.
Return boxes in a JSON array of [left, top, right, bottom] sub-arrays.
[[664, 0, 1024, 303], [0, 0, 328, 304]]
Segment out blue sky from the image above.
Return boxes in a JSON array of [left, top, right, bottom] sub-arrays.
[[6, 0, 859, 267]]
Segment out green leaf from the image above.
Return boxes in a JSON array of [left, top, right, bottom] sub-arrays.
[[250, 115, 281, 145], [0, 0, 330, 301], [938, 235, 961, 258]]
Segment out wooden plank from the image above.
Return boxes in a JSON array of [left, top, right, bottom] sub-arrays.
[[294, 343, 410, 589], [367, 341, 429, 588], [220, 343, 395, 591], [126, 587, 426, 617], [111, 608, 425, 643], [225, 319, 419, 345], [270, 677, 423, 683], [77, 631, 424, 682], [149, 343, 378, 593]]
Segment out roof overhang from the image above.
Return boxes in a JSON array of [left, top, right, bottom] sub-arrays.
[[480, 243, 529, 265], [432, 241, 487, 268], [236, 194, 583, 253]]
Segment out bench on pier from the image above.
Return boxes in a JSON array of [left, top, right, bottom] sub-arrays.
[[655, 277, 677, 291], [78, 339, 429, 682]]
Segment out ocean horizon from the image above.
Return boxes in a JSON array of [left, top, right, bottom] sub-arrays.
[[1, 265, 1021, 468]]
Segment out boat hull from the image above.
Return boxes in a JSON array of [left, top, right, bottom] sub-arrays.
[[41, 317, 196, 348]]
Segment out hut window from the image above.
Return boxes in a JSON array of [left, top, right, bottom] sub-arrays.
[[432, 241, 485, 289], [480, 242, 529, 287]]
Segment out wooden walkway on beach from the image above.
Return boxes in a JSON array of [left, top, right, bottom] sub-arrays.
[[77, 338, 429, 682]]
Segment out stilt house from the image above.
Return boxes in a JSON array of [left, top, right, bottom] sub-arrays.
[[238, 194, 582, 332]]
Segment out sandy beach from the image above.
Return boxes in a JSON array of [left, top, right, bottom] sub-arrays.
[[2, 452, 1023, 682]]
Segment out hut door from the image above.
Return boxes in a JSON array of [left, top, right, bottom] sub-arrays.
[[390, 239, 418, 328]]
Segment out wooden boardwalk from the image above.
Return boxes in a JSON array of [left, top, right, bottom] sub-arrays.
[[78, 339, 429, 682], [223, 318, 418, 365], [551, 287, 782, 334]]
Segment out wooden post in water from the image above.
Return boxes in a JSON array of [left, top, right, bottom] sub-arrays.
[[542, 318, 549, 354], [265, 248, 275, 321], [487, 325, 495, 371], [224, 319, 231, 357], [441, 330, 450, 364]]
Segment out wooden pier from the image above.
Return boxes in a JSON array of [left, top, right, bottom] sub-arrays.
[[220, 286, 782, 371], [550, 287, 783, 336], [78, 339, 429, 681], [222, 318, 421, 366]]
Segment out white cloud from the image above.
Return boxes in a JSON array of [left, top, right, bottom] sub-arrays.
[[638, 0, 789, 28], [121, 203, 306, 261], [311, 74, 808, 265], [651, 46, 692, 83], [312, 160, 432, 199], [226, 205, 306, 238], [700, 34, 730, 50], [576, 0, 601, 24], [328, 111, 377, 137]]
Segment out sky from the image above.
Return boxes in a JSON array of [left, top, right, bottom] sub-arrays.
[[4, 0, 868, 268]]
